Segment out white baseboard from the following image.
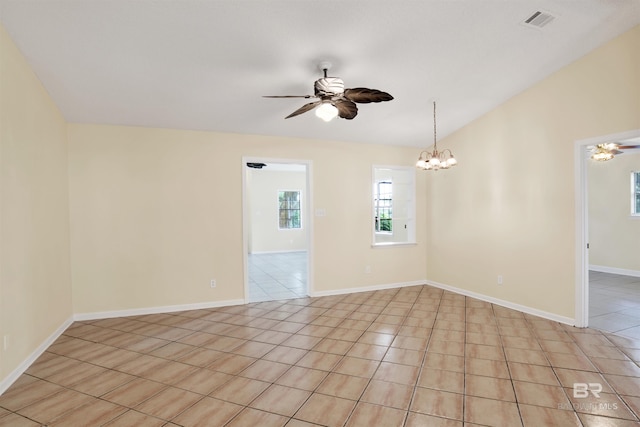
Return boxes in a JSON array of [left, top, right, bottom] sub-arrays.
[[0, 316, 74, 396], [3, 279, 578, 396], [310, 280, 426, 298], [312, 279, 575, 326], [589, 265, 640, 278], [249, 250, 307, 255], [426, 280, 575, 326], [74, 299, 246, 321], [1, 299, 245, 395]]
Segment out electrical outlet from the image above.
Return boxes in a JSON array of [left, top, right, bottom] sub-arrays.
[[497, 275, 503, 286], [210, 279, 216, 288], [364, 265, 372, 274]]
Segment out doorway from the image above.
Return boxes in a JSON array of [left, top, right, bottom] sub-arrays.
[[243, 158, 312, 302], [575, 129, 640, 329]]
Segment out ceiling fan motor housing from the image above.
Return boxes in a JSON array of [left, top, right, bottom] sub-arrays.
[[315, 77, 344, 97]]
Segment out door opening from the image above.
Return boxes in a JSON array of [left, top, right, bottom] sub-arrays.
[[242, 158, 312, 302], [575, 129, 640, 328]]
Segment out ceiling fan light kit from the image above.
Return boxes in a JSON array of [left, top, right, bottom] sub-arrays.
[[416, 101, 458, 171], [591, 145, 615, 161], [589, 142, 639, 161], [264, 62, 393, 121], [315, 102, 339, 122]]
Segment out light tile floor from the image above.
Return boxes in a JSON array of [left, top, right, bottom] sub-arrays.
[[590, 271, 640, 339], [248, 252, 308, 303], [1, 284, 640, 426]]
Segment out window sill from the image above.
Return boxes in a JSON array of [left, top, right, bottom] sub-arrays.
[[371, 242, 417, 248]]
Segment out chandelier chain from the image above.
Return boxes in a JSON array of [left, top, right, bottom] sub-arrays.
[[433, 101, 437, 151]]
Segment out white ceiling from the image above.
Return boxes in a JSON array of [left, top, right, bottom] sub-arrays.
[[1, 1, 638, 148]]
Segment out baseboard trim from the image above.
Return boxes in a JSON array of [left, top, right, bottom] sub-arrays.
[[0, 316, 74, 396], [3, 279, 578, 396], [589, 265, 640, 278], [310, 280, 426, 298], [249, 250, 307, 255], [312, 279, 575, 326], [426, 280, 575, 326], [74, 299, 246, 321]]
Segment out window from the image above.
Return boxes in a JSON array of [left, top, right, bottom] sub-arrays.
[[374, 181, 393, 233], [632, 171, 640, 216], [372, 166, 416, 245], [279, 191, 301, 229]]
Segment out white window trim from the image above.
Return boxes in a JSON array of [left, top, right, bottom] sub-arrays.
[[371, 165, 416, 247], [631, 171, 640, 217]]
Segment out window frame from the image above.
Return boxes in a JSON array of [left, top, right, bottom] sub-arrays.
[[372, 165, 416, 247], [632, 171, 640, 217], [278, 190, 302, 230], [374, 180, 393, 234]]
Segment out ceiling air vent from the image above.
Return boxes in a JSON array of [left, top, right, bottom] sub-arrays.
[[523, 10, 556, 28]]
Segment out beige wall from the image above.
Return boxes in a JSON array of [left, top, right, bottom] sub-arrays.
[[0, 26, 72, 383], [588, 152, 640, 272], [67, 125, 427, 314], [427, 26, 640, 318], [248, 169, 308, 253]]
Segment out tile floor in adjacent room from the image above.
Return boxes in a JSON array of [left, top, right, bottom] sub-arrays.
[[589, 271, 640, 339], [1, 284, 640, 426], [248, 252, 308, 303]]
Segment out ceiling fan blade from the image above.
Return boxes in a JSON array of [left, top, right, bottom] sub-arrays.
[[334, 99, 358, 120], [591, 143, 624, 155], [344, 88, 394, 103], [285, 101, 321, 119], [263, 95, 314, 98], [619, 145, 640, 150]]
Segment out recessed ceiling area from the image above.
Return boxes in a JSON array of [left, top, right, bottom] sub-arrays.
[[0, 0, 638, 147]]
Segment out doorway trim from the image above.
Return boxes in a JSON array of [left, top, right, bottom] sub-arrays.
[[574, 128, 640, 327], [242, 156, 314, 302]]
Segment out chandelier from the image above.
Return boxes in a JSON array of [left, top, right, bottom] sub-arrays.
[[416, 101, 457, 170]]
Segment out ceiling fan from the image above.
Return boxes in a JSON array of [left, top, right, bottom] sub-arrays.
[[263, 62, 393, 121], [589, 141, 640, 161]]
